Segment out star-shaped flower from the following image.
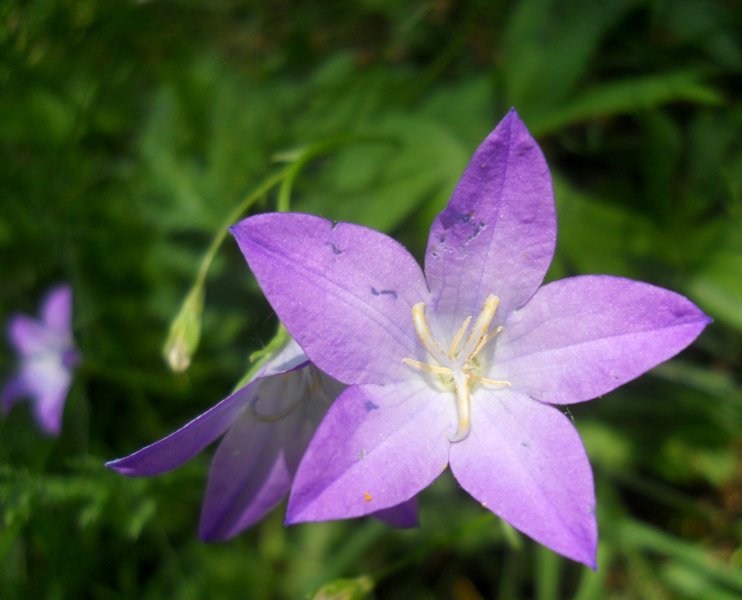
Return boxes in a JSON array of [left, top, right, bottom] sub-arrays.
[[3, 285, 80, 436], [230, 110, 710, 567], [108, 337, 417, 540]]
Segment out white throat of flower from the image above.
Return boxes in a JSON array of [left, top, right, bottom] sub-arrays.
[[403, 294, 510, 442]]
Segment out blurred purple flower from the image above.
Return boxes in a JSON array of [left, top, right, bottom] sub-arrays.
[[107, 337, 417, 541], [3, 285, 80, 436], [230, 110, 711, 567]]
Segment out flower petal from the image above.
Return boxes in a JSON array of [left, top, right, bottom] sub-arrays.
[[199, 413, 291, 541], [373, 496, 419, 529], [25, 362, 71, 436], [493, 275, 712, 404], [425, 110, 556, 329], [33, 385, 68, 436], [107, 339, 307, 476], [200, 370, 329, 541], [7, 315, 55, 356], [231, 213, 429, 385], [449, 390, 597, 568], [2, 373, 29, 413], [41, 285, 73, 335], [29, 369, 72, 435], [259, 337, 310, 376], [106, 384, 257, 476], [286, 381, 452, 523]]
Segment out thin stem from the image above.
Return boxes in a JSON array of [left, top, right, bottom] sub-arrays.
[[195, 167, 291, 288], [276, 134, 397, 213]]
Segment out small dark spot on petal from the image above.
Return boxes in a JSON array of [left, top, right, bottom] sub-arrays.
[[520, 441, 530, 448], [326, 242, 342, 255], [364, 400, 379, 412], [439, 235, 446, 243], [370, 287, 397, 300], [467, 220, 486, 241], [440, 210, 472, 229]]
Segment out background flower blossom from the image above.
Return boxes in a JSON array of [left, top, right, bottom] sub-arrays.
[[3, 284, 80, 436], [231, 110, 711, 567], [108, 337, 417, 540]]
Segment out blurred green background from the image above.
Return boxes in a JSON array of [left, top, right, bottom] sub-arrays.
[[1, 0, 741, 598]]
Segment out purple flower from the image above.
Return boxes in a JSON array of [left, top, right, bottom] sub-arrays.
[[107, 337, 418, 540], [230, 110, 711, 567], [3, 285, 80, 436]]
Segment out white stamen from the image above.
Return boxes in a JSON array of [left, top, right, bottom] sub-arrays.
[[448, 316, 472, 360], [459, 295, 499, 364], [403, 293, 509, 442], [449, 370, 471, 442], [411, 303, 449, 365], [402, 358, 452, 376]]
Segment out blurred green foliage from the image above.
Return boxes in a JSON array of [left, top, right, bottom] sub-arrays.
[[1, 0, 741, 598]]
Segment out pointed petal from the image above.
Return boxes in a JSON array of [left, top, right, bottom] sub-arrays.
[[106, 383, 258, 476], [286, 381, 452, 523], [33, 385, 68, 436], [200, 370, 328, 541], [425, 110, 556, 329], [7, 315, 54, 356], [231, 213, 429, 385], [449, 390, 597, 568], [373, 496, 419, 529], [15, 356, 72, 436], [494, 275, 712, 404], [41, 285, 73, 334], [107, 338, 307, 477], [29, 368, 71, 436]]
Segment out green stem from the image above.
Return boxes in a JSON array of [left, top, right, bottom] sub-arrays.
[[195, 167, 291, 287], [276, 134, 397, 212]]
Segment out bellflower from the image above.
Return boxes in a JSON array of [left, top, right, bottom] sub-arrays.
[[107, 337, 417, 540], [3, 285, 80, 436], [230, 110, 711, 567]]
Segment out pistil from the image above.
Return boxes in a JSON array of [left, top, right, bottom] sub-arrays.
[[403, 294, 510, 442]]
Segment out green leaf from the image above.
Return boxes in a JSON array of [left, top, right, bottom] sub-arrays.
[[554, 176, 654, 277], [298, 114, 468, 232], [504, 0, 636, 114], [686, 222, 742, 331], [618, 520, 742, 593], [311, 575, 374, 600], [529, 70, 723, 136]]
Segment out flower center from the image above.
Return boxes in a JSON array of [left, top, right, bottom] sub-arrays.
[[403, 293, 510, 442]]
